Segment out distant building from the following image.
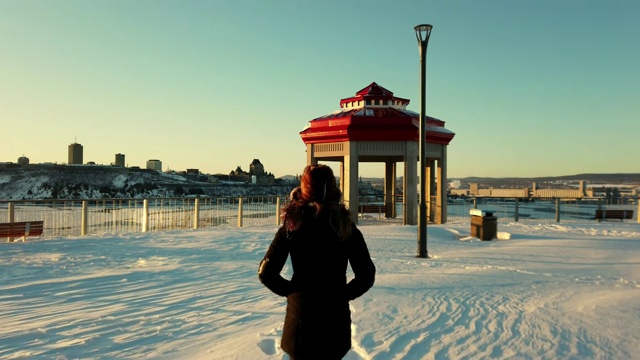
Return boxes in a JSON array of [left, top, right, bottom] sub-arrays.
[[229, 166, 249, 181], [250, 159, 265, 176], [146, 159, 162, 171], [68, 143, 83, 165], [229, 159, 275, 184], [17, 156, 29, 165], [186, 169, 199, 175], [115, 153, 125, 167]]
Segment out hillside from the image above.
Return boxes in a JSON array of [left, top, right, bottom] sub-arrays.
[[2, 164, 638, 201], [0, 164, 296, 200]]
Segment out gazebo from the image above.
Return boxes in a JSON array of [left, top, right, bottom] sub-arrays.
[[300, 82, 455, 224]]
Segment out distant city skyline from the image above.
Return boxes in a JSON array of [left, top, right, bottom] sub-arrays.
[[8, 140, 288, 176], [1, 1, 638, 178]]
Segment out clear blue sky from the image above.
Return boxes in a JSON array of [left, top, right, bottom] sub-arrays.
[[1, 0, 638, 178]]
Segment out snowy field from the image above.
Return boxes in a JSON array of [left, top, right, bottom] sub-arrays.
[[1, 219, 639, 360]]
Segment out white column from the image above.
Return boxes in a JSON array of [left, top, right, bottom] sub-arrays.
[[343, 141, 359, 223], [384, 161, 396, 218], [339, 160, 345, 198], [426, 160, 433, 222], [438, 146, 448, 224], [404, 141, 418, 225], [435, 164, 443, 224], [306, 144, 317, 166]]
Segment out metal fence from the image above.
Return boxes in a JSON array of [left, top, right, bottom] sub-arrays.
[[444, 197, 638, 223], [1, 196, 637, 241], [1, 196, 286, 240], [359, 196, 638, 224]]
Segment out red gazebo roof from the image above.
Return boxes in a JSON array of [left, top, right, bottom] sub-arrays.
[[300, 82, 455, 145], [339, 82, 410, 107]]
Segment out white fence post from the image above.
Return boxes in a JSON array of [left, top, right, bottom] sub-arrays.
[[276, 197, 281, 227], [7, 202, 14, 242], [194, 198, 200, 229], [237, 197, 243, 228], [142, 199, 149, 232], [112, 200, 117, 233], [81, 201, 88, 236], [7, 202, 14, 223]]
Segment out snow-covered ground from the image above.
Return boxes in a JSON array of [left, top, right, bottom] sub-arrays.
[[1, 219, 639, 359]]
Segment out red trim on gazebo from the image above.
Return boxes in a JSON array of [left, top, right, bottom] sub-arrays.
[[339, 82, 410, 107], [301, 82, 455, 146]]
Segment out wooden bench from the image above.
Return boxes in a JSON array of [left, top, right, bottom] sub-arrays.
[[358, 205, 387, 218], [0, 221, 44, 242], [594, 210, 634, 222]]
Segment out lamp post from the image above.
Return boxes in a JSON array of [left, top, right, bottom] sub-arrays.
[[415, 24, 432, 258]]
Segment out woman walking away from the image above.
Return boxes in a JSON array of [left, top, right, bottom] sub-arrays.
[[258, 164, 376, 359]]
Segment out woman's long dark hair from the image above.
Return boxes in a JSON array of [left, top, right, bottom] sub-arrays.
[[282, 164, 352, 240]]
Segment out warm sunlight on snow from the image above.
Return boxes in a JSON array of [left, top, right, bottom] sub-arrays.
[[1, 220, 639, 359]]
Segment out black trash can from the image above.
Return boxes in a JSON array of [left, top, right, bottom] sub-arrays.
[[470, 209, 497, 241]]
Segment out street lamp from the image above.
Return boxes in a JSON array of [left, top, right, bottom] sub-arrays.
[[415, 24, 432, 258]]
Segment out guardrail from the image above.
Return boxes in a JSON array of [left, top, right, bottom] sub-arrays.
[[1, 196, 286, 239], [1, 196, 637, 241], [444, 197, 638, 223]]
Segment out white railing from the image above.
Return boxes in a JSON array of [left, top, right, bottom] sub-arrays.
[[2, 196, 638, 241], [444, 197, 638, 223], [0, 196, 286, 239]]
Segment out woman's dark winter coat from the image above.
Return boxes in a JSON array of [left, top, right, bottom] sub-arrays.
[[258, 208, 376, 359]]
